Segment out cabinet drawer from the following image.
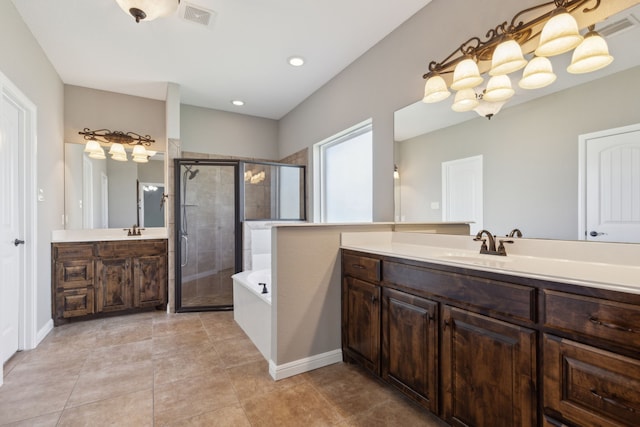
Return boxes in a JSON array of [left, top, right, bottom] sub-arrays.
[[55, 259, 94, 290], [343, 252, 381, 283], [57, 287, 95, 318], [95, 240, 166, 258], [544, 290, 640, 350], [544, 334, 640, 427], [385, 261, 536, 322], [53, 243, 94, 259]]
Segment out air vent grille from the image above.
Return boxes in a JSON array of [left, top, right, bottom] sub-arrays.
[[181, 3, 216, 28], [598, 15, 638, 37]]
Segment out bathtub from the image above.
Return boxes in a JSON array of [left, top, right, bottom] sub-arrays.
[[232, 269, 272, 361]]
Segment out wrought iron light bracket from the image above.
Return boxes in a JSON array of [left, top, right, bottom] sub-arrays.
[[78, 128, 155, 146]]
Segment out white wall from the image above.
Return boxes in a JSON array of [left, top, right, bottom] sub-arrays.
[[181, 104, 279, 160], [0, 1, 64, 333]]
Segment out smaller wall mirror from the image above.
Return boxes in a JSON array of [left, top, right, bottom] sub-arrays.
[[65, 142, 165, 229]]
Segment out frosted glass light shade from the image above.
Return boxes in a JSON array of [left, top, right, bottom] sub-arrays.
[[490, 39, 528, 75], [132, 155, 149, 163], [535, 8, 583, 57], [567, 30, 613, 74], [423, 75, 451, 103], [451, 88, 479, 112], [483, 75, 515, 102], [115, 0, 179, 21], [84, 139, 102, 154], [88, 147, 106, 160], [109, 143, 128, 161], [474, 100, 506, 119], [132, 144, 148, 157], [450, 58, 484, 90], [519, 56, 557, 89]]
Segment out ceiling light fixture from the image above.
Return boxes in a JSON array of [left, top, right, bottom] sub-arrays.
[[288, 56, 305, 67], [115, 0, 180, 23], [79, 128, 156, 163], [231, 100, 245, 106], [422, 0, 616, 119]]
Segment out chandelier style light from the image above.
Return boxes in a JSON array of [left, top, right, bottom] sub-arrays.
[[79, 128, 156, 163], [115, 0, 180, 23], [422, 0, 621, 119]]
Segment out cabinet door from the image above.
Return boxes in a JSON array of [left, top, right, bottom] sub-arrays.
[[442, 306, 537, 427], [96, 257, 132, 312], [382, 288, 438, 412], [133, 255, 166, 308], [342, 276, 381, 375], [544, 334, 640, 427]]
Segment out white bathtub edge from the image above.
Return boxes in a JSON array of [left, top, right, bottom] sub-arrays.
[[268, 349, 343, 381]]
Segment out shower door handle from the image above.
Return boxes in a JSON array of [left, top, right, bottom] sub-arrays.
[[181, 235, 189, 267]]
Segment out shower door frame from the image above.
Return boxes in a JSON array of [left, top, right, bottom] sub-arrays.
[[174, 159, 243, 312]]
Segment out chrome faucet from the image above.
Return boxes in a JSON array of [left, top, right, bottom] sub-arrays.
[[473, 229, 513, 256]]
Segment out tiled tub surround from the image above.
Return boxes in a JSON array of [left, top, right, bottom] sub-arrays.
[[341, 231, 640, 294]]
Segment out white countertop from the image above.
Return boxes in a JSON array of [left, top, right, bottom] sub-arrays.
[[341, 232, 640, 295], [51, 227, 168, 243]]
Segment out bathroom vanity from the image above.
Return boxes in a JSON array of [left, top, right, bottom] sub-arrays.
[[341, 232, 640, 427], [51, 230, 168, 325]]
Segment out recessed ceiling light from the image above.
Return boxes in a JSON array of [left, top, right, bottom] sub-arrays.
[[231, 100, 245, 106], [288, 56, 305, 67]]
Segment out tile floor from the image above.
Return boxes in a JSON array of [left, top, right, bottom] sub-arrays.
[[0, 311, 447, 426]]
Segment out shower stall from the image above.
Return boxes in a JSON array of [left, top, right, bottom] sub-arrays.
[[175, 159, 305, 311]]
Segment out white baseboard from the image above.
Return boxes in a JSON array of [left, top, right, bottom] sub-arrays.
[[35, 318, 54, 347], [269, 349, 342, 381]]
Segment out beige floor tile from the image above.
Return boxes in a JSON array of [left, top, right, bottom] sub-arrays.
[[153, 370, 239, 426], [242, 382, 344, 427], [1, 411, 61, 427], [66, 359, 153, 407], [226, 360, 306, 401], [0, 377, 76, 425], [152, 315, 205, 337], [94, 321, 153, 347], [153, 346, 224, 385], [303, 362, 396, 418], [2, 351, 29, 377], [341, 392, 448, 427], [212, 336, 264, 368], [57, 389, 153, 427], [152, 329, 214, 358], [201, 315, 248, 342], [163, 404, 252, 427], [81, 339, 152, 372]]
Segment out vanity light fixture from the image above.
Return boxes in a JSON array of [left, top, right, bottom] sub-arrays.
[[115, 0, 180, 23], [422, 0, 616, 119], [79, 128, 156, 163]]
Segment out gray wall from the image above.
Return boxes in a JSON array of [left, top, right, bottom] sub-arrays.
[[0, 1, 64, 333], [181, 104, 279, 160], [397, 66, 640, 240], [277, 0, 606, 222]]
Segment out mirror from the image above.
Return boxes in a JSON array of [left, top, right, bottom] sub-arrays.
[[64, 142, 165, 229], [394, 5, 640, 241]]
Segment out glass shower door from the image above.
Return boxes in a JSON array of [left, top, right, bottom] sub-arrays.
[[175, 160, 240, 311]]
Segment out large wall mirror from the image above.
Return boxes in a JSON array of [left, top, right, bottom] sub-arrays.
[[64, 142, 165, 230], [394, 5, 640, 242]]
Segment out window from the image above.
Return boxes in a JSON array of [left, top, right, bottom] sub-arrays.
[[315, 121, 373, 222]]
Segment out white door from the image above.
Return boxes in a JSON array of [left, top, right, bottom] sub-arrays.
[[0, 91, 23, 366], [582, 124, 640, 243], [442, 155, 483, 235]]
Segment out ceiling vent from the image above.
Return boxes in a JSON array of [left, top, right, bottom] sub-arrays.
[[598, 14, 638, 38], [181, 2, 216, 28]]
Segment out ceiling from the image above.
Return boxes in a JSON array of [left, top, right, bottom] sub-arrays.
[[11, 0, 431, 120]]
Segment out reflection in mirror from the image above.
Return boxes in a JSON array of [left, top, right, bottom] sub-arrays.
[[65, 143, 165, 229], [394, 3, 640, 243], [243, 161, 306, 220]]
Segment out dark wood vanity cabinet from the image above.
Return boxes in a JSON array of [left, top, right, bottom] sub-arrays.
[[342, 253, 382, 375], [341, 249, 640, 427], [52, 239, 167, 325]]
